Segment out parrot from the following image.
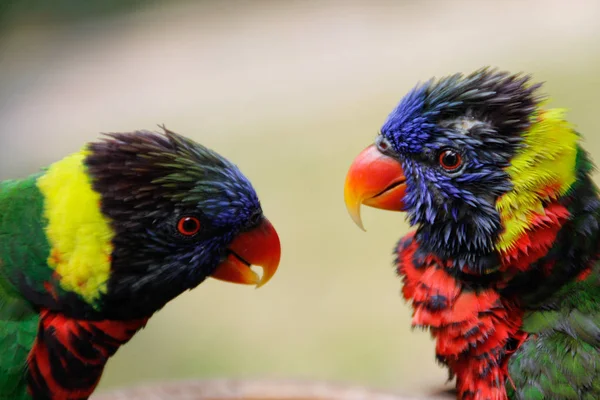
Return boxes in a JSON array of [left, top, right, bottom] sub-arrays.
[[0, 127, 281, 400], [343, 68, 600, 400]]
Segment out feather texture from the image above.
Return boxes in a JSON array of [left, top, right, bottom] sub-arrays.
[[362, 68, 600, 399], [0, 128, 270, 399]]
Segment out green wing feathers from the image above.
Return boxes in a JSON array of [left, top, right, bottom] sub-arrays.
[[0, 175, 55, 295], [508, 270, 600, 399], [0, 312, 38, 400], [0, 177, 48, 399]]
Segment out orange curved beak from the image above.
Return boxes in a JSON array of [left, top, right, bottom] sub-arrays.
[[344, 144, 407, 231], [211, 217, 281, 288]]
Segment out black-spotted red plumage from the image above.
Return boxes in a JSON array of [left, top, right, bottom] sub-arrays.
[[344, 68, 600, 399], [396, 233, 526, 399]]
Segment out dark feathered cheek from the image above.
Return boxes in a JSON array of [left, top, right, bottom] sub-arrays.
[[399, 172, 426, 212]]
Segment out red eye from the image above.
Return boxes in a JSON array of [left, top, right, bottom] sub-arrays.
[[438, 149, 462, 171], [177, 216, 201, 236]]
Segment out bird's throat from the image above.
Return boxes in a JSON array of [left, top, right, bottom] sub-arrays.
[[27, 310, 148, 400], [396, 232, 525, 400]]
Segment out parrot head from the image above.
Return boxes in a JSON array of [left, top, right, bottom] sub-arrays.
[[17, 127, 282, 399], [81, 127, 281, 318], [344, 68, 582, 274]]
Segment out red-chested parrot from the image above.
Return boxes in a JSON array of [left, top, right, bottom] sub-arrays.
[[344, 68, 600, 399]]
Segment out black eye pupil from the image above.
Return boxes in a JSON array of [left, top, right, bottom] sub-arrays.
[[443, 151, 458, 166], [182, 218, 198, 232]]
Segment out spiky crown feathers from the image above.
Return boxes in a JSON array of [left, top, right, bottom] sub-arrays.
[[380, 68, 581, 273], [86, 127, 261, 229]]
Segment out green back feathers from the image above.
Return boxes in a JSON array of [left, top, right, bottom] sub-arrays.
[[0, 177, 45, 399], [508, 266, 600, 399], [0, 175, 53, 300]]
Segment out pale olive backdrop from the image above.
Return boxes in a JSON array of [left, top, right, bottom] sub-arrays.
[[1, 0, 599, 397]]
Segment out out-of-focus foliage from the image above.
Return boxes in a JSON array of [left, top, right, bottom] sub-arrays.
[[0, 0, 163, 31]]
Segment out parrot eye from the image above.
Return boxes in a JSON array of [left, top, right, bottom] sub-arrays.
[[177, 216, 201, 236], [438, 149, 463, 172]]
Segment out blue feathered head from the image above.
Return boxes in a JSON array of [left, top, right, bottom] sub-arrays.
[[345, 68, 544, 273]]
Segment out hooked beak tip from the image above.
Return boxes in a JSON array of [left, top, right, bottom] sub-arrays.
[[344, 189, 367, 231], [210, 217, 281, 288], [353, 215, 367, 232]]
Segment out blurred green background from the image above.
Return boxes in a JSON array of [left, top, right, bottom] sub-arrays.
[[1, 0, 600, 397]]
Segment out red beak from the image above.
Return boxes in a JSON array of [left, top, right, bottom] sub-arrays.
[[211, 218, 281, 288], [344, 144, 407, 231]]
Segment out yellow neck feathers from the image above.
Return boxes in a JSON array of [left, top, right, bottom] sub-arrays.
[[495, 108, 579, 253], [36, 149, 114, 306]]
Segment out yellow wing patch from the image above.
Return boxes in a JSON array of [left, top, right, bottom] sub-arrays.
[[36, 149, 114, 305], [496, 108, 578, 253]]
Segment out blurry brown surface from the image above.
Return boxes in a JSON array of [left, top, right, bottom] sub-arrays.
[[92, 379, 454, 400]]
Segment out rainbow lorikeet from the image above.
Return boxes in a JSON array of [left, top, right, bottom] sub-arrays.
[[0, 128, 281, 400], [344, 68, 600, 400]]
